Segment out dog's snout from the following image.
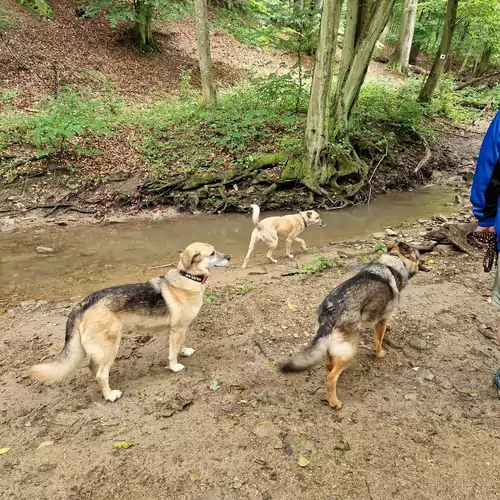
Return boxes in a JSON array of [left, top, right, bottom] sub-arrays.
[[225, 255, 231, 261]]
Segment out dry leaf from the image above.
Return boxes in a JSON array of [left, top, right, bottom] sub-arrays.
[[297, 455, 310, 467]]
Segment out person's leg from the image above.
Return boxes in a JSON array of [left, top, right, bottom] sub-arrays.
[[491, 253, 500, 343]]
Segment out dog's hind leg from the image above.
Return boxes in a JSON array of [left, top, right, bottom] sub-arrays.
[[262, 233, 278, 263], [88, 358, 98, 377], [373, 319, 389, 358], [169, 326, 187, 372], [242, 230, 258, 269], [325, 353, 334, 372], [327, 330, 357, 409], [327, 357, 351, 410], [82, 322, 122, 402]]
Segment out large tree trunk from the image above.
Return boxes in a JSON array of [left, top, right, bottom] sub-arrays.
[[398, 0, 418, 75], [134, 0, 160, 53], [194, 0, 217, 107], [475, 45, 492, 77], [418, 0, 459, 103], [332, 0, 396, 131], [302, 0, 342, 184]]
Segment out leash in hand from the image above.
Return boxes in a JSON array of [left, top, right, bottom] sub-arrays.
[[467, 231, 498, 273]]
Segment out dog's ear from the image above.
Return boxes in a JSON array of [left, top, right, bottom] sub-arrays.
[[307, 211, 313, 217], [179, 248, 200, 271], [398, 241, 412, 255]]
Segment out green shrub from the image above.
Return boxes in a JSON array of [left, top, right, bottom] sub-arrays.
[[0, 89, 118, 156], [19, 0, 53, 19]]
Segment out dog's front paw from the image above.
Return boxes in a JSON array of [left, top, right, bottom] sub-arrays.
[[180, 347, 195, 357], [104, 389, 122, 402], [374, 348, 387, 359], [287, 254, 294, 259], [169, 363, 185, 373], [329, 398, 343, 410]]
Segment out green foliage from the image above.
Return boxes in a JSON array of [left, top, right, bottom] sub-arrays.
[[375, 241, 388, 254], [204, 292, 217, 304], [0, 89, 118, 157], [300, 255, 335, 274], [139, 73, 306, 177], [84, 0, 189, 28], [351, 79, 432, 146], [19, 0, 54, 19], [215, 0, 320, 54]]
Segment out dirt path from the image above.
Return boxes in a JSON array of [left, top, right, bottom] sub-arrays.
[[2, 218, 500, 500]]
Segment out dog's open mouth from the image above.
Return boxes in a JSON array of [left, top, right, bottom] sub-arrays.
[[212, 255, 231, 267]]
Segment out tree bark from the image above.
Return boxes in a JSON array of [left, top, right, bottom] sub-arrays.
[[391, 0, 410, 63], [303, 0, 342, 181], [134, 0, 160, 53], [332, 0, 396, 131], [418, 0, 459, 103], [475, 45, 492, 77], [398, 0, 418, 75], [194, 0, 217, 107]]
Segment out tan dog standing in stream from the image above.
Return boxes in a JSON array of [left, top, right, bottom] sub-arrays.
[[242, 204, 325, 268], [28, 243, 231, 401]]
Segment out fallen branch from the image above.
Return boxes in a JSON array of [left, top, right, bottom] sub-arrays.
[[455, 71, 500, 91], [414, 139, 432, 174]]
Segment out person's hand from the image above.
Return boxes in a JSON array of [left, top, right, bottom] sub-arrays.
[[475, 226, 496, 233]]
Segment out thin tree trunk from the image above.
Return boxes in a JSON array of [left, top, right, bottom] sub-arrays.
[[475, 45, 492, 77], [134, 0, 159, 53], [194, 0, 217, 107], [418, 0, 459, 103], [399, 0, 418, 75], [391, 0, 410, 63], [333, 0, 396, 131], [303, 0, 343, 176]]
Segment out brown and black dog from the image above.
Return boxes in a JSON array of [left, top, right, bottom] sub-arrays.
[[279, 241, 424, 409]]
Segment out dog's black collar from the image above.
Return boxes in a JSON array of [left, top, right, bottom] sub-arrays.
[[179, 270, 208, 284], [299, 213, 308, 228]]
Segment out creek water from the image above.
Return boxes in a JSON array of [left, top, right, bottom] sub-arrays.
[[0, 186, 459, 303]]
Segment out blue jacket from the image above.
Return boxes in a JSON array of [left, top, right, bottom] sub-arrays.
[[471, 110, 500, 248]]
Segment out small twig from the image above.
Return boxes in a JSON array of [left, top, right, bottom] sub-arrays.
[[365, 479, 374, 500], [367, 143, 388, 204], [66, 206, 97, 215], [414, 139, 432, 174], [144, 262, 177, 273], [324, 200, 349, 211]]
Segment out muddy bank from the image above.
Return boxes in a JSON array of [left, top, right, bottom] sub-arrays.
[[1, 212, 500, 500], [0, 128, 482, 222]]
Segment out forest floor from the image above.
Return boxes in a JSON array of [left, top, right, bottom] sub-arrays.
[[2, 196, 500, 499]]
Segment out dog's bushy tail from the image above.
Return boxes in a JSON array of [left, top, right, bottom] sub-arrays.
[[250, 204, 260, 226], [279, 310, 344, 372], [28, 307, 85, 384], [279, 334, 330, 372]]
